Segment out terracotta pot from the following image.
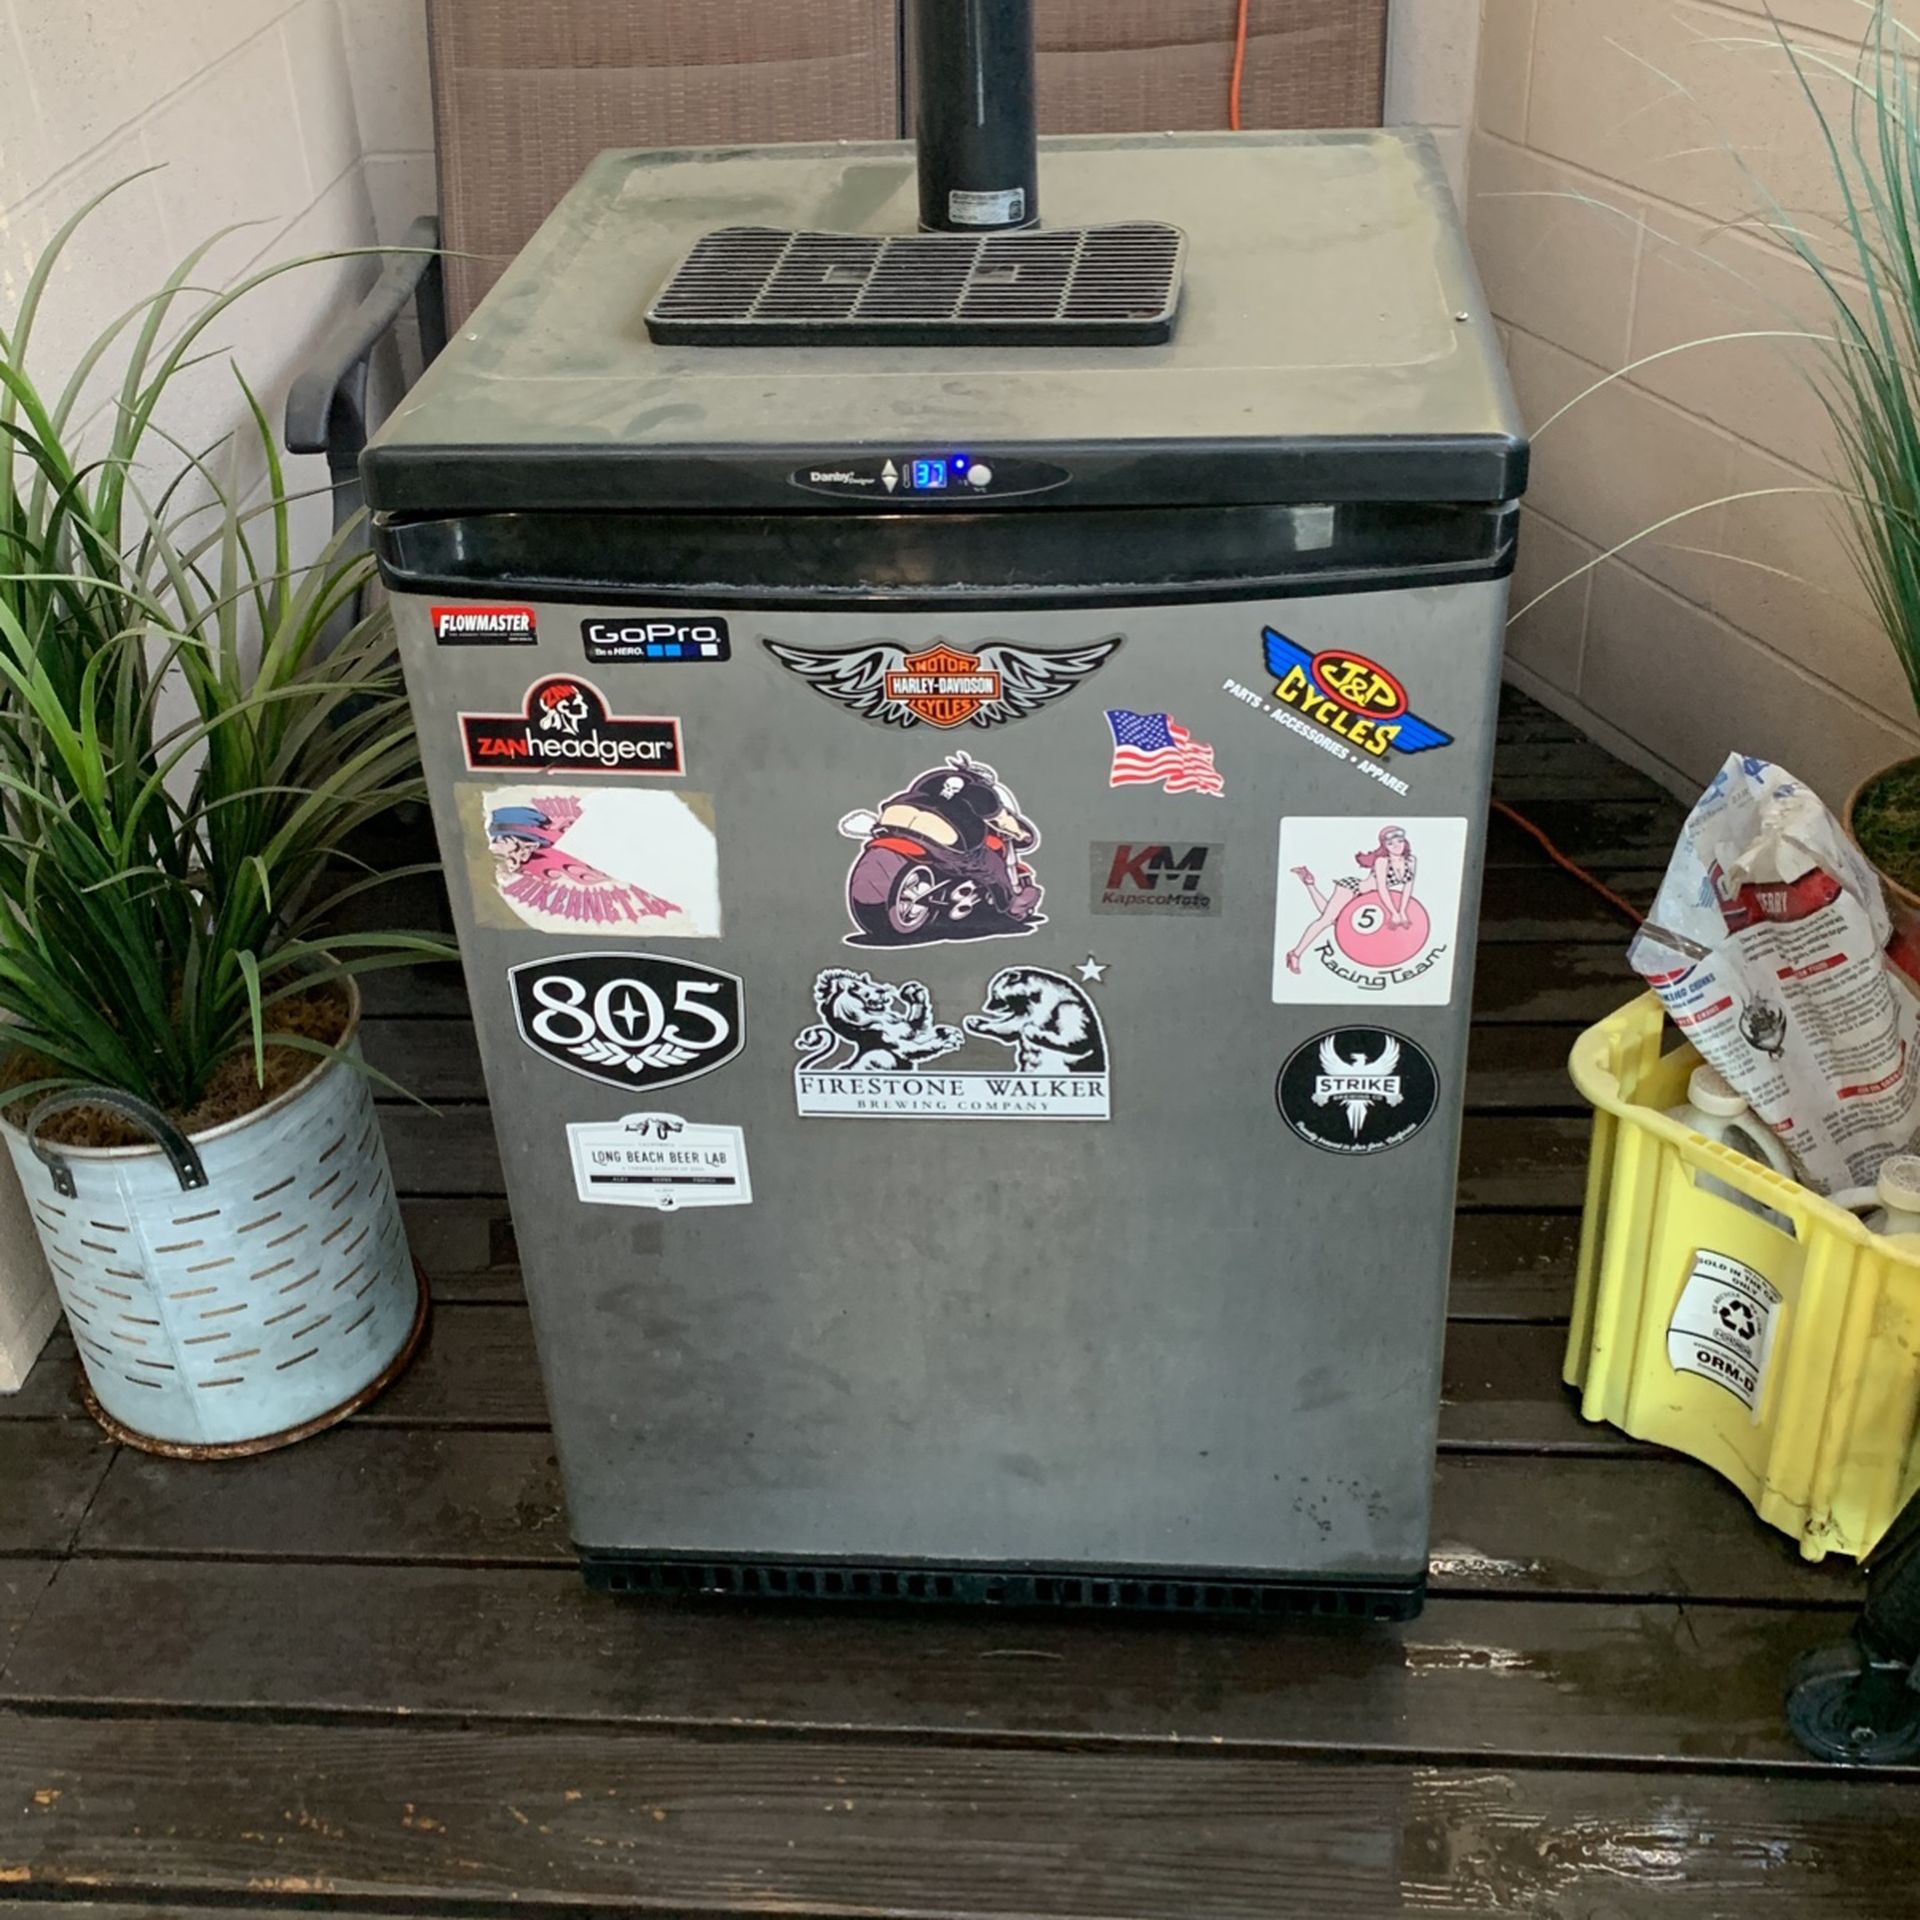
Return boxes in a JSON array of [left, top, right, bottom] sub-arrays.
[[1845, 756, 1920, 915]]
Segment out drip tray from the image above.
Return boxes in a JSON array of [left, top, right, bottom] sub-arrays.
[[646, 222, 1185, 348]]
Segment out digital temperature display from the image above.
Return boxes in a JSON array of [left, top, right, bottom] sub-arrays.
[[908, 459, 949, 489]]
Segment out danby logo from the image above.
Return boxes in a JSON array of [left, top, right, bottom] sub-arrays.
[[1261, 628, 1452, 760], [431, 604, 536, 645], [1091, 841, 1223, 916], [458, 676, 683, 775], [883, 644, 1004, 728]]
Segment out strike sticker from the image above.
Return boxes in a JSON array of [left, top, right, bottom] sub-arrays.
[[509, 953, 744, 1091], [1090, 842, 1224, 917], [835, 751, 1046, 947], [433, 604, 536, 646], [466, 784, 721, 938], [794, 966, 1110, 1120], [1666, 1250, 1782, 1417], [1276, 1028, 1439, 1156], [1272, 817, 1468, 1008], [567, 1112, 751, 1210], [763, 634, 1121, 730], [459, 676, 682, 775]]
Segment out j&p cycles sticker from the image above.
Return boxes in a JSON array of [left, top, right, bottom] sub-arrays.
[[466, 784, 721, 938], [1276, 1028, 1439, 1156], [510, 953, 744, 1090], [1090, 841, 1224, 917], [459, 676, 682, 775], [794, 966, 1110, 1120], [836, 751, 1046, 947], [582, 616, 731, 663], [764, 634, 1122, 730], [568, 1112, 751, 1210], [1272, 817, 1467, 1008], [1223, 629, 1451, 798], [432, 603, 536, 646]]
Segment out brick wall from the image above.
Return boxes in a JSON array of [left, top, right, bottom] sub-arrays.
[[1472, 0, 1920, 803]]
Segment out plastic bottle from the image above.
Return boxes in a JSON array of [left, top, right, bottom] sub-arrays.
[[1668, 1064, 1795, 1179], [1831, 1155, 1920, 1240]]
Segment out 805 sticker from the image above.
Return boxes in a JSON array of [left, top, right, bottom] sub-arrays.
[[509, 953, 743, 1090]]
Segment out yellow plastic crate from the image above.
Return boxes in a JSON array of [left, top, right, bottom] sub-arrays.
[[1566, 991, 1920, 1560]]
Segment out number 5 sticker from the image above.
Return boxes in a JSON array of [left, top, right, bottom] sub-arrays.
[[508, 954, 745, 1091]]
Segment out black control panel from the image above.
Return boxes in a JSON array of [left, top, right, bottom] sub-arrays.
[[789, 453, 1069, 502]]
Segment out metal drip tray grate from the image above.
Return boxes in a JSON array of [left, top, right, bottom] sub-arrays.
[[646, 223, 1185, 347]]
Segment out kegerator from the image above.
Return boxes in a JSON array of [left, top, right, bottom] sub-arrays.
[[364, 45, 1526, 1617]]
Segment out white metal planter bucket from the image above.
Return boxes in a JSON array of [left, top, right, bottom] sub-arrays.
[[2, 994, 426, 1456]]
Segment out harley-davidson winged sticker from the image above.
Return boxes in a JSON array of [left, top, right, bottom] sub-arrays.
[[762, 635, 1123, 730]]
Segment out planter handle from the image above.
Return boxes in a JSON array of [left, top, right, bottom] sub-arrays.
[[26, 1089, 209, 1198]]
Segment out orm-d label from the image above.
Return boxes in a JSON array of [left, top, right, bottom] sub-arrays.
[[432, 604, 536, 646], [568, 1112, 750, 1210], [1667, 1250, 1782, 1418], [459, 676, 682, 774]]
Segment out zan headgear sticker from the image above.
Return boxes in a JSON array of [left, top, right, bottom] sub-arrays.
[[1276, 1028, 1438, 1155], [459, 676, 682, 775]]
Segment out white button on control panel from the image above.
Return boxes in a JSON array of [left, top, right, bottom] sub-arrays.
[[965, 463, 993, 488]]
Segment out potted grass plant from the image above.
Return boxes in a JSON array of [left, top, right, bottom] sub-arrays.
[[0, 186, 451, 1455]]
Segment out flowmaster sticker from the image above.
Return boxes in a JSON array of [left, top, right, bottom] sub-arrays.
[[1666, 1250, 1782, 1416], [432, 604, 536, 646], [763, 635, 1121, 730], [568, 1112, 750, 1210], [459, 676, 682, 775], [1104, 709, 1225, 796], [794, 966, 1109, 1119], [510, 953, 743, 1090], [1272, 817, 1467, 1007], [468, 784, 720, 937], [582, 616, 730, 663], [836, 751, 1045, 947], [1276, 1028, 1439, 1155], [1090, 841, 1224, 917]]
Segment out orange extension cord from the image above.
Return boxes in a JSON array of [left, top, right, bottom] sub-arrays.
[[1228, 0, 1251, 130], [1491, 796, 1647, 927]]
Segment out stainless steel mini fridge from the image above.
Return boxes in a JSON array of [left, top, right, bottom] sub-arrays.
[[364, 105, 1526, 1618]]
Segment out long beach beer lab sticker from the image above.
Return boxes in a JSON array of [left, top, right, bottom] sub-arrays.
[[1271, 816, 1468, 1008], [794, 966, 1110, 1120], [509, 953, 744, 1091], [463, 784, 721, 937], [1276, 1028, 1439, 1156], [567, 1112, 751, 1210], [459, 676, 682, 775], [763, 634, 1122, 730]]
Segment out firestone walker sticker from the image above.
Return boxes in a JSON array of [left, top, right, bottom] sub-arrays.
[[509, 953, 744, 1091], [459, 676, 682, 775], [836, 751, 1045, 946], [1666, 1250, 1782, 1418], [763, 635, 1122, 730], [567, 1112, 751, 1210], [581, 616, 730, 663], [794, 966, 1110, 1120], [1271, 816, 1468, 1008], [432, 604, 536, 646], [1276, 1028, 1439, 1155], [1089, 842, 1224, 917], [467, 784, 721, 937]]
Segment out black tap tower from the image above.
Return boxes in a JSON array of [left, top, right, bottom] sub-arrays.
[[911, 0, 1039, 232]]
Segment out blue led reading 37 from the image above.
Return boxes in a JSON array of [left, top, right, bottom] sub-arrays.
[[910, 459, 948, 489]]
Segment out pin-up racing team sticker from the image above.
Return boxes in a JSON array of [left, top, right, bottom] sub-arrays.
[[466, 784, 720, 937], [1276, 1027, 1439, 1156], [459, 676, 682, 775], [510, 953, 744, 1091], [794, 965, 1110, 1120], [763, 634, 1122, 730], [1222, 629, 1451, 798], [1090, 841, 1224, 917], [836, 751, 1045, 946], [432, 604, 536, 646], [567, 1112, 751, 1210], [1272, 817, 1468, 1007]]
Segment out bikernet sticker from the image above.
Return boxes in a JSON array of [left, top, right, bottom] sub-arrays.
[[433, 603, 536, 646], [1272, 817, 1468, 1008], [509, 953, 744, 1091], [567, 1112, 751, 1210], [459, 676, 682, 775], [763, 634, 1121, 730], [1276, 1028, 1439, 1155], [794, 966, 1110, 1120], [1090, 842, 1224, 917], [1667, 1250, 1782, 1417]]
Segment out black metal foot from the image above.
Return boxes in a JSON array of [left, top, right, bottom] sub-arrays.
[[1785, 1638, 1920, 1764]]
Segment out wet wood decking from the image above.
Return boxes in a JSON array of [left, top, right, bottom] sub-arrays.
[[2, 689, 1912, 1916]]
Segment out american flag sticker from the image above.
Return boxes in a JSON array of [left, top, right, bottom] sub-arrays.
[[1104, 710, 1226, 796]]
